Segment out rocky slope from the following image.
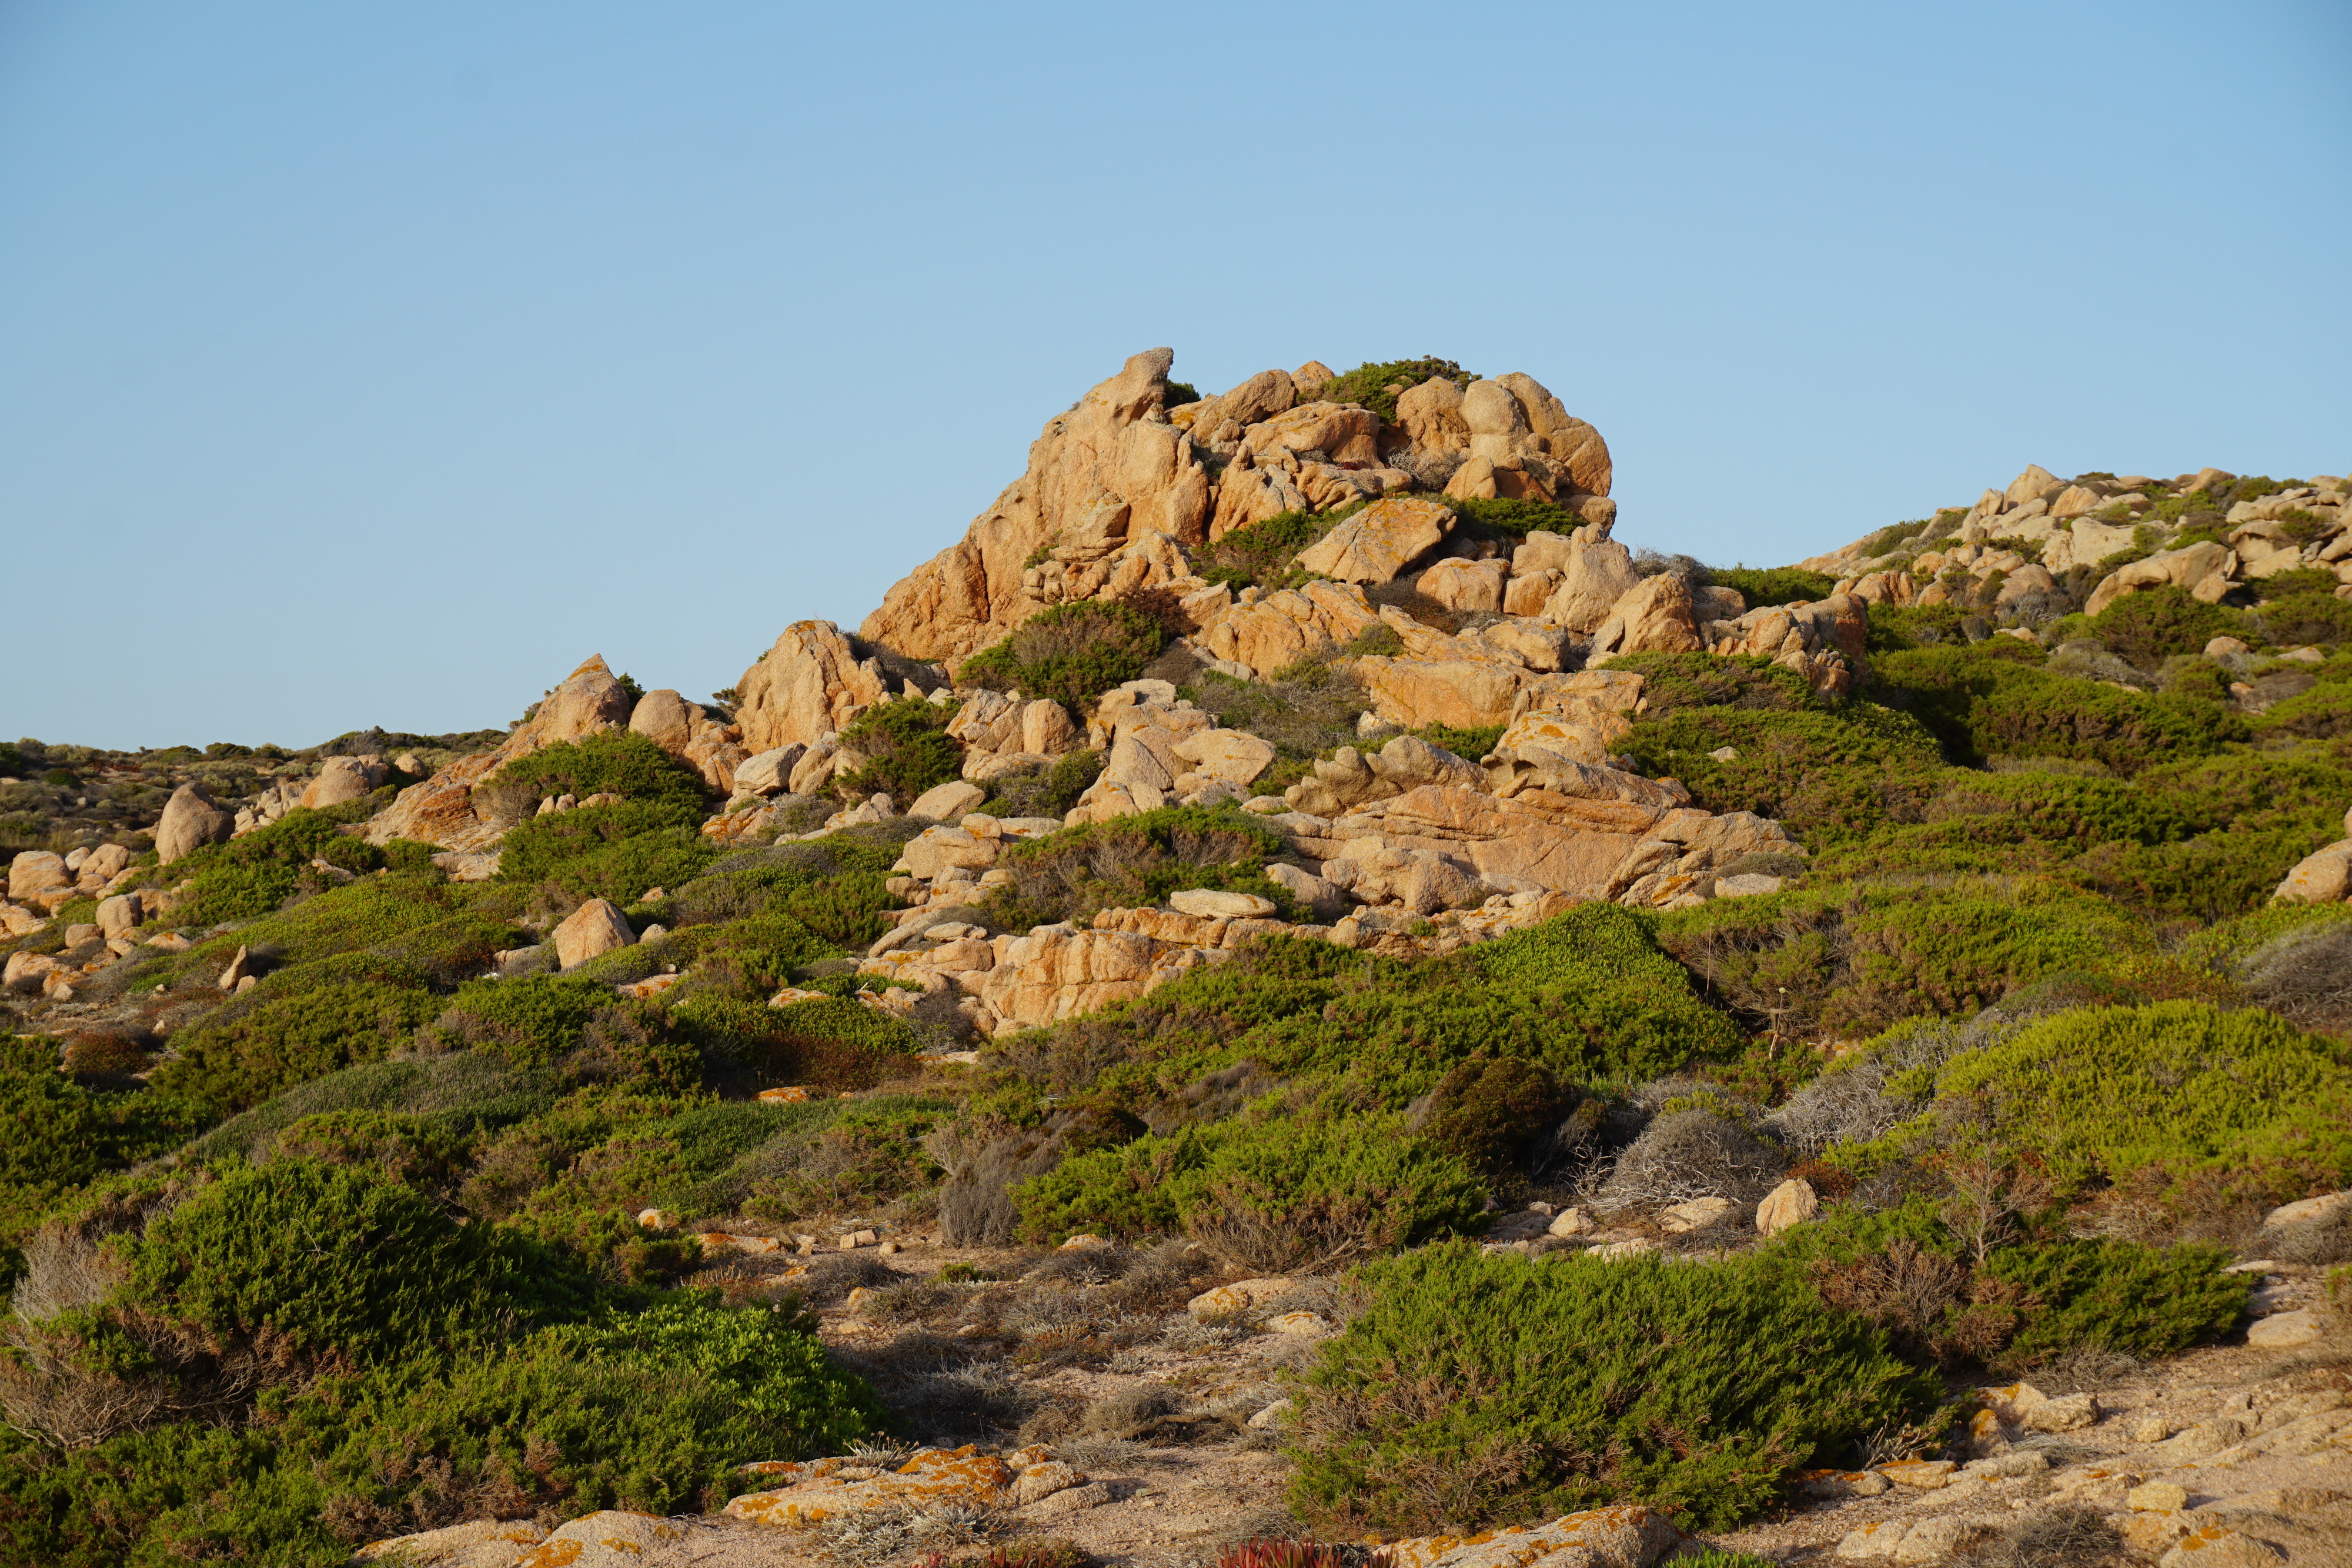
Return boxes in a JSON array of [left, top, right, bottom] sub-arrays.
[[2, 352, 2349, 1568]]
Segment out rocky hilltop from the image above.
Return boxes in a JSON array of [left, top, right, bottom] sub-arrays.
[[1, 353, 2348, 1568]]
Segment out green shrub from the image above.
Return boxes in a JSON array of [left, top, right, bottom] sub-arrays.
[[171, 877, 512, 987], [1414, 1057, 1574, 1177], [1442, 495, 1583, 540], [959, 601, 1170, 707], [153, 982, 442, 1113], [1833, 1001, 2352, 1200], [1197, 507, 1341, 590], [1315, 357, 1474, 422], [479, 731, 711, 824], [435, 975, 616, 1067], [1653, 879, 2160, 1038], [1768, 1202, 2249, 1371], [2253, 591, 2352, 647], [1015, 1103, 1485, 1268], [1710, 566, 1839, 607], [1609, 651, 1823, 714], [160, 808, 427, 926], [0, 1041, 209, 1227], [830, 696, 964, 810], [982, 750, 1105, 819], [978, 804, 1297, 930], [1286, 1245, 1938, 1533], [2087, 586, 2237, 668], [0, 1293, 883, 1564], [498, 803, 720, 897], [1618, 701, 1946, 850], [119, 1157, 561, 1366]]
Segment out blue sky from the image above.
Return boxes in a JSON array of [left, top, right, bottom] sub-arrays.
[[5, 1, 2347, 750]]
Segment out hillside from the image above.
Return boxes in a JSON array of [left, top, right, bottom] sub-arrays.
[[2, 351, 2348, 1568]]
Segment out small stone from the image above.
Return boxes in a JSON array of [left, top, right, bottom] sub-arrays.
[[1266, 1311, 1331, 1336], [1591, 1238, 1658, 1261], [1802, 1469, 1892, 1498], [2129, 1482, 2190, 1512], [1247, 1398, 1293, 1430], [217, 944, 253, 991], [2157, 1526, 2285, 1567], [2129, 1416, 2171, 1444], [1009, 1460, 1085, 1507], [1834, 1520, 1908, 1560], [553, 898, 636, 969], [2245, 1309, 2322, 1349], [2122, 1512, 2199, 1559], [1166, 888, 1278, 919], [1881, 1459, 1957, 1490], [1546, 1208, 1592, 1238], [1756, 1178, 1820, 1236], [844, 1286, 879, 1313], [908, 779, 987, 823], [1660, 1195, 1739, 1233], [636, 1208, 677, 1230], [2024, 1392, 2100, 1432], [1058, 1233, 1111, 1251], [1894, 1518, 1970, 1564]]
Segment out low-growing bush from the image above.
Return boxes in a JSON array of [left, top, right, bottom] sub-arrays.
[[977, 805, 1297, 930], [2087, 586, 2239, 670], [1829, 1001, 2352, 1203], [1285, 1243, 1938, 1533], [982, 750, 1105, 820], [1314, 356, 1473, 422], [153, 981, 442, 1113], [833, 697, 965, 809], [1014, 1102, 1485, 1269], [476, 731, 711, 827], [960, 601, 1170, 707], [1708, 566, 1839, 607]]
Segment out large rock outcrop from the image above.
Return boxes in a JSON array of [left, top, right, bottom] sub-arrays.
[[733, 623, 893, 756], [365, 656, 634, 852], [859, 349, 1210, 663], [857, 352, 1613, 668]]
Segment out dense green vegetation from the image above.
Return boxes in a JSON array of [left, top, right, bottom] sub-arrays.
[[4, 470, 2347, 1555]]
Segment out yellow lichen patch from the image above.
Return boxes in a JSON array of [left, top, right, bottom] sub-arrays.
[[724, 1445, 1016, 1527]]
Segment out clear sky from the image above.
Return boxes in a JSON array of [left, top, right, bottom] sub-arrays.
[[5, 2, 2348, 751]]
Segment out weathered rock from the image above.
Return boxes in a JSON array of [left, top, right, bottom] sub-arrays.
[[1756, 1178, 1819, 1235], [897, 825, 1000, 881], [74, 842, 132, 892], [1172, 727, 1277, 787], [1475, 617, 1575, 671], [908, 780, 987, 822], [1293, 496, 1454, 583], [8, 851, 70, 902], [2246, 1309, 2323, 1349], [511, 1512, 687, 1568], [2023, 1392, 2099, 1432], [553, 899, 635, 969], [1588, 574, 1703, 658], [1195, 580, 1380, 676], [301, 755, 389, 810], [2050, 484, 2104, 519], [1264, 862, 1350, 921], [2157, 1526, 2286, 1567], [532, 654, 637, 743], [625, 688, 696, 751], [1660, 1196, 1739, 1233], [2264, 1190, 2352, 1229], [731, 744, 806, 797], [1421, 556, 1508, 613], [735, 621, 892, 754], [1379, 1504, 1678, 1568], [1021, 699, 1081, 756], [1539, 540, 1644, 633], [95, 894, 141, 940], [362, 657, 638, 852], [864, 350, 1210, 661], [1186, 1277, 1297, 1319], [2084, 540, 2239, 617], [2274, 841, 2351, 904], [1168, 888, 1277, 919], [353, 1517, 552, 1566], [729, 1445, 1027, 1525], [154, 784, 235, 865], [2, 951, 59, 992], [2005, 464, 2063, 506]]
